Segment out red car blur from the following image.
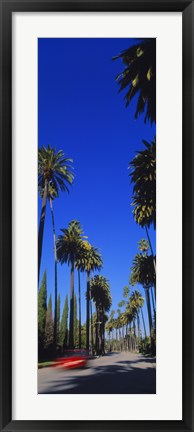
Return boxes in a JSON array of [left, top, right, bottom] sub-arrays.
[[55, 350, 89, 370]]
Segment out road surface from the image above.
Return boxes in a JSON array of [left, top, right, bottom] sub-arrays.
[[38, 351, 156, 394]]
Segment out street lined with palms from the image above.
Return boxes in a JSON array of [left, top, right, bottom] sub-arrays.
[[38, 38, 156, 394], [38, 352, 156, 394]]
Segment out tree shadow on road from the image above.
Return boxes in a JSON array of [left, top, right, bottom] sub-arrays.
[[116, 357, 156, 365], [39, 361, 156, 395]]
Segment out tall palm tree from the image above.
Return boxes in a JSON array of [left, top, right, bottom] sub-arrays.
[[79, 241, 103, 352], [129, 139, 156, 275], [48, 185, 58, 351], [124, 305, 135, 351], [75, 240, 90, 349], [90, 275, 112, 355], [113, 38, 156, 124], [130, 252, 155, 342], [130, 290, 145, 345], [108, 310, 115, 350], [38, 145, 74, 283], [56, 220, 83, 348], [39, 183, 59, 351]]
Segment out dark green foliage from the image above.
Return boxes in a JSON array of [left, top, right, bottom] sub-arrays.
[[44, 294, 54, 355], [59, 295, 69, 350], [57, 220, 84, 266], [74, 294, 79, 347], [91, 275, 112, 354], [91, 275, 112, 313], [114, 39, 156, 124], [129, 138, 156, 229], [38, 270, 47, 359], [57, 294, 60, 345], [130, 253, 155, 288], [81, 323, 86, 348]]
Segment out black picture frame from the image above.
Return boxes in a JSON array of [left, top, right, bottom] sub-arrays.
[[0, 0, 193, 431]]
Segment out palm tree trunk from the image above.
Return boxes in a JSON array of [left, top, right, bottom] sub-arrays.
[[96, 307, 101, 355], [151, 286, 156, 315], [78, 270, 81, 348], [38, 179, 48, 284], [145, 225, 156, 297], [49, 197, 58, 352], [137, 313, 140, 338], [96, 307, 99, 354], [69, 262, 74, 348], [133, 320, 136, 337], [101, 308, 105, 355], [86, 271, 90, 352], [90, 299, 93, 353], [100, 310, 103, 355], [144, 287, 152, 336], [129, 322, 132, 351], [141, 308, 147, 338]]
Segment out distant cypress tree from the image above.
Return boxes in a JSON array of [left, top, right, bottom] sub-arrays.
[[57, 294, 60, 346], [38, 270, 47, 359], [44, 294, 54, 355], [60, 295, 68, 351], [81, 322, 86, 349]]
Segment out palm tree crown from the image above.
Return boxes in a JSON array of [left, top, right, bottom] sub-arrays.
[[91, 275, 112, 312], [130, 253, 155, 289], [75, 241, 102, 273], [114, 39, 156, 124], [129, 138, 156, 229], [38, 145, 74, 195], [57, 220, 84, 265]]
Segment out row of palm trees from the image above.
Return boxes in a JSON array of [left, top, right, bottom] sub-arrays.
[[107, 288, 146, 352], [114, 37, 156, 261], [38, 145, 74, 349], [112, 38, 156, 354], [38, 147, 112, 353], [56, 221, 108, 350], [106, 261, 155, 354]]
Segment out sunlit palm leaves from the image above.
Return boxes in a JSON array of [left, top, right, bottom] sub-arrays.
[[129, 138, 156, 229], [57, 220, 84, 266], [130, 253, 155, 289], [91, 275, 112, 313], [114, 39, 156, 124], [38, 144, 74, 196], [76, 241, 103, 273]]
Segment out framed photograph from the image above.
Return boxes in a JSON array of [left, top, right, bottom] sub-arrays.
[[0, 0, 193, 431]]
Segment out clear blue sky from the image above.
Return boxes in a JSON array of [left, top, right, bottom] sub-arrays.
[[38, 38, 156, 333]]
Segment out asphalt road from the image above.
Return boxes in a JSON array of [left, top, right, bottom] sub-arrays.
[[38, 352, 156, 394]]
